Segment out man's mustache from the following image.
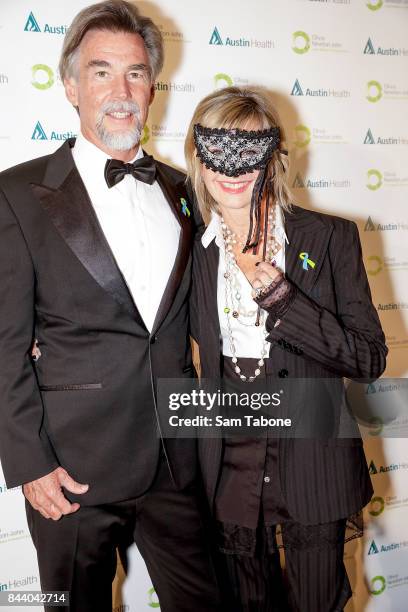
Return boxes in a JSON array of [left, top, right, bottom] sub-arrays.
[[99, 100, 141, 116]]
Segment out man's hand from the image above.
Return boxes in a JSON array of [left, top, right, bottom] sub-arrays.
[[23, 467, 89, 521]]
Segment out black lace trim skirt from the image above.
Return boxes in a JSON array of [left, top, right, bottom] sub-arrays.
[[215, 512, 363, 557]]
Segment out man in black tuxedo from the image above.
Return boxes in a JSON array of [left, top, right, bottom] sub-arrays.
[[0, 2, 220, 610]]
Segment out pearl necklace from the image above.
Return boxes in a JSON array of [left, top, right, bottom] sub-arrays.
[[221, 207, 281, 382]]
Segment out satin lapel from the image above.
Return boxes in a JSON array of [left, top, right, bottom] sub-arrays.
[[284, 205, 333, 295], [31, 141, 144, 323], [151, 163, 193, 334]]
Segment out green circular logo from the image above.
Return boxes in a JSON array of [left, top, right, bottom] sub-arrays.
[[292, 31, 311, 54], [366, 255, 383, 276], [294, 124, 311, 148], [367, 0, 383, 11], [141, 125, 150, 145], [370, 575, 386, 595], [369, 416, 384, 435], [367, 169, 383, 190], [369, 496, 385, 517], [32, 64, 54, 90], [147, 587, 160, 608], [367, 80, 382, 103], [214, 73, 233, 88]]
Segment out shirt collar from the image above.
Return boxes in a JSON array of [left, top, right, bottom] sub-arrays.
[[72, 132, 142, 185], [201, 204, 289, 249]]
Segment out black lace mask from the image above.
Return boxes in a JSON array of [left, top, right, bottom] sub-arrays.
[[193, 124, 281, 177]]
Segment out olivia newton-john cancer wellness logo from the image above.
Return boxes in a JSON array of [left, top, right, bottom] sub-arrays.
[[370, 576, 386, 595], [367, 0, 408, 9], [293, 124, 347, 147], [366, 170, 408, 191], [213, 73, 249, 89], [366, 80, 408, 102], [292, 30, 347, 53], [31, 64, 55, 90], [147, 587, 160, 608]]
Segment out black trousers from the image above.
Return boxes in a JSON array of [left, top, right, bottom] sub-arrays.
[[25, 456, 221, 612], [217, 520, 352, 612]]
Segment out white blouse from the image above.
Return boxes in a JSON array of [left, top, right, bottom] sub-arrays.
[[201, 207, 289, 358]]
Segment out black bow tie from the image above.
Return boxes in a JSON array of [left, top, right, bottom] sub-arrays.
[[104, 155, 156, 188]]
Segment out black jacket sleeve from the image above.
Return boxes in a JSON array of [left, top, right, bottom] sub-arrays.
[[264, 221, 388, 380], [0, 188, 59, 487]]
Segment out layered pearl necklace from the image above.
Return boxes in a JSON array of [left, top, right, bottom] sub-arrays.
[[221, 206, 281, 382]]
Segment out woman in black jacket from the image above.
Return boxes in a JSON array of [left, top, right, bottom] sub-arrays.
[[185, 86, 387, 612]]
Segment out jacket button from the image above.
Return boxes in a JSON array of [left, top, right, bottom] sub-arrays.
[[278, 368, 288, 378], [150, 335, 158, 344]]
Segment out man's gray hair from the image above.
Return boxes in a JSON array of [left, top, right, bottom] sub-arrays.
[[59, 0, 164, 81]]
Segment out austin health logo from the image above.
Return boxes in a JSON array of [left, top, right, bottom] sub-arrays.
[[209, 26, 271, 49], [363, 36, 402, 56], [364, 128, 406, 145], [31, 121, 76, 141], [24, 12, 41, 32], [365, 217, 376, 231], [368, 460, 378, 474], [292, 172, 306, 188], [31, 121, 47, 140], [209, 27, 223, 45], [364, 38, 376, 54], [368, 540, 380, 555], [291, 80, 304, 96], [364, 129, 376, 144], [368, 538, 408, 554], [24, 11, 68, 35]]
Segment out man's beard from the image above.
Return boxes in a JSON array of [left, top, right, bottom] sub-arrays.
[[96, 100, 142, 151]]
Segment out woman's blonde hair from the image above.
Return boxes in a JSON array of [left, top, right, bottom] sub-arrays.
[[185, 86, 293, 224]]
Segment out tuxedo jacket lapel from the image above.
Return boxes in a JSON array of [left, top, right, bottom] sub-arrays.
[[151, 163, 193, 335], [284, 205, 333, 295], [31, 140, 144, 324]]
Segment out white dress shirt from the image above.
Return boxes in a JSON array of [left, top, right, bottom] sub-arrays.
[[201, 206, 289, 358], [72, 133, 181, 332]]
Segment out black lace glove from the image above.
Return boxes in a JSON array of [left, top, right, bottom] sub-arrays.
[[253, 272, 297, 327]]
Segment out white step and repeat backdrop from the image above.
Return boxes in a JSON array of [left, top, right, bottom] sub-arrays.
[[0, 0, 407, 610]]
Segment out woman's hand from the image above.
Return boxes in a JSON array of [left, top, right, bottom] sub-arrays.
[[251, 261, 282, 298]]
